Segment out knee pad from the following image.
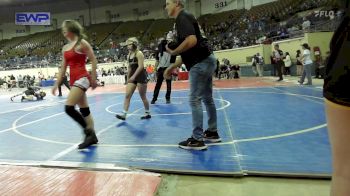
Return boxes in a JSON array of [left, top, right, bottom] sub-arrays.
[[79, 107, 91, 117], [65, 105, 75, 115]]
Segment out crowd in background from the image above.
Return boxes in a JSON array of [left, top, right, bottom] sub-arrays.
[[205, 0, 343, 50], [0, 0, 343, 72]]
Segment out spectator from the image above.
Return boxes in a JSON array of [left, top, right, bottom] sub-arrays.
[[273, 44, 284, 81], [215, 59, 220, 78], [299, 43, 313, 85], [314, 55, 323, 79], [256, 53, 264, 77], [219, 60, 229, 79], [283, 52, 292, 76], [251, 55, 258, 77], [296, 50, 303, 76], [232, 64, 241, 79], [302, 17, 311, 31]]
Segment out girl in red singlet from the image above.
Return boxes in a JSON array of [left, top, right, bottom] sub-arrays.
[[52, 20, 98, 149]]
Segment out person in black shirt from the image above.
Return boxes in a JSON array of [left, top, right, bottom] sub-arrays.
[[232, 64, 241, 79], [58, 71, 70, 97], [296, 50, 303, 76], [324, 1, 350, 195], [215, 59, 220, 78], [164, 0, 221, 150], [151, 39, 176, 104], [272, 44, 284, 81]]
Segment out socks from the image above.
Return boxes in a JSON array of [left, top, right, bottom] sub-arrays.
[[65, 105, 87, 129], [141, 110, 151, 120], [122, 110, 128, 118]]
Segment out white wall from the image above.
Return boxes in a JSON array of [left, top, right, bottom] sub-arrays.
[[252, 0, 276, 6], [200, 0, 276, 15], [201, 0, 238, 15], [244, 0, 276, 9]]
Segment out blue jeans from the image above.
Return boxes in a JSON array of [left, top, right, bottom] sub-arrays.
[[189, 54, 218, 141], [300, 63, 313, 85]]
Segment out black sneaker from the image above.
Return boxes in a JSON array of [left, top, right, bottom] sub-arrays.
[[151, 100, 156, 104], [204, 130, 222, 143], [166, 99, 171, 104], [116, 114, 126, 120], [141, 114, 151, 120], [78, 129, 98, 149], [178, 137, 208, 150]]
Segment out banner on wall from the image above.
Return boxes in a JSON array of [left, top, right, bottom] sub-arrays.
[[15, 12, 51, 26]]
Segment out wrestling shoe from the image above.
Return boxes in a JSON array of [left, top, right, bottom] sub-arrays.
[[116, 114, 126, 120], [141, 114, 151, 120], [78, 129, 98, 149]]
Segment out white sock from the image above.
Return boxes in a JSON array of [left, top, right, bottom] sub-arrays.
[[122, 110, 128, 117]]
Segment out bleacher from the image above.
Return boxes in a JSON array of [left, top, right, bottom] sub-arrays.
[[198, 9, 245, 28], [0, 36, 32, 59], [113, 19, 153, 42], [31, 30, 64, 57], [142, 19, 174, 45], [247, 0, 294, 19], [86, 22, 120, 46], [8, 31, 59, 58], [0, 0, 340, 66]]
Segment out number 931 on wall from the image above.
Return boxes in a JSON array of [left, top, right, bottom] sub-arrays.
[[15, 12, 51, 26], [215, 1, 228, 9]]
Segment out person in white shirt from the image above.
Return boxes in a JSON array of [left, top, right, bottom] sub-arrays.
[[256, 53, 264, 77], [302, 18, 311, 31], [251, 55, 258, 77], [299, 43, 313, 85], [283, 52, 292, 76]]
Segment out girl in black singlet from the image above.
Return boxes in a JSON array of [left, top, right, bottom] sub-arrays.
[[116, 37, 151, 120], [128, 53, 148, 84]]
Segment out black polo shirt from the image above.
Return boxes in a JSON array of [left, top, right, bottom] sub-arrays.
[[324, 7, 350, 107], [175, 10, 211, 70]]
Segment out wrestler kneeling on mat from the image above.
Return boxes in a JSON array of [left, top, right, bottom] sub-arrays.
[[10, 86, 46, 102]]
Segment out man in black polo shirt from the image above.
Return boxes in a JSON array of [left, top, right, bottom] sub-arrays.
[[164, 0, 221, 150], [273, 44, 284, 81]]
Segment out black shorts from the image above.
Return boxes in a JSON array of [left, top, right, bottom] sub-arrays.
[[323, 16, 350, 107], [129, 69, 148, 85]]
